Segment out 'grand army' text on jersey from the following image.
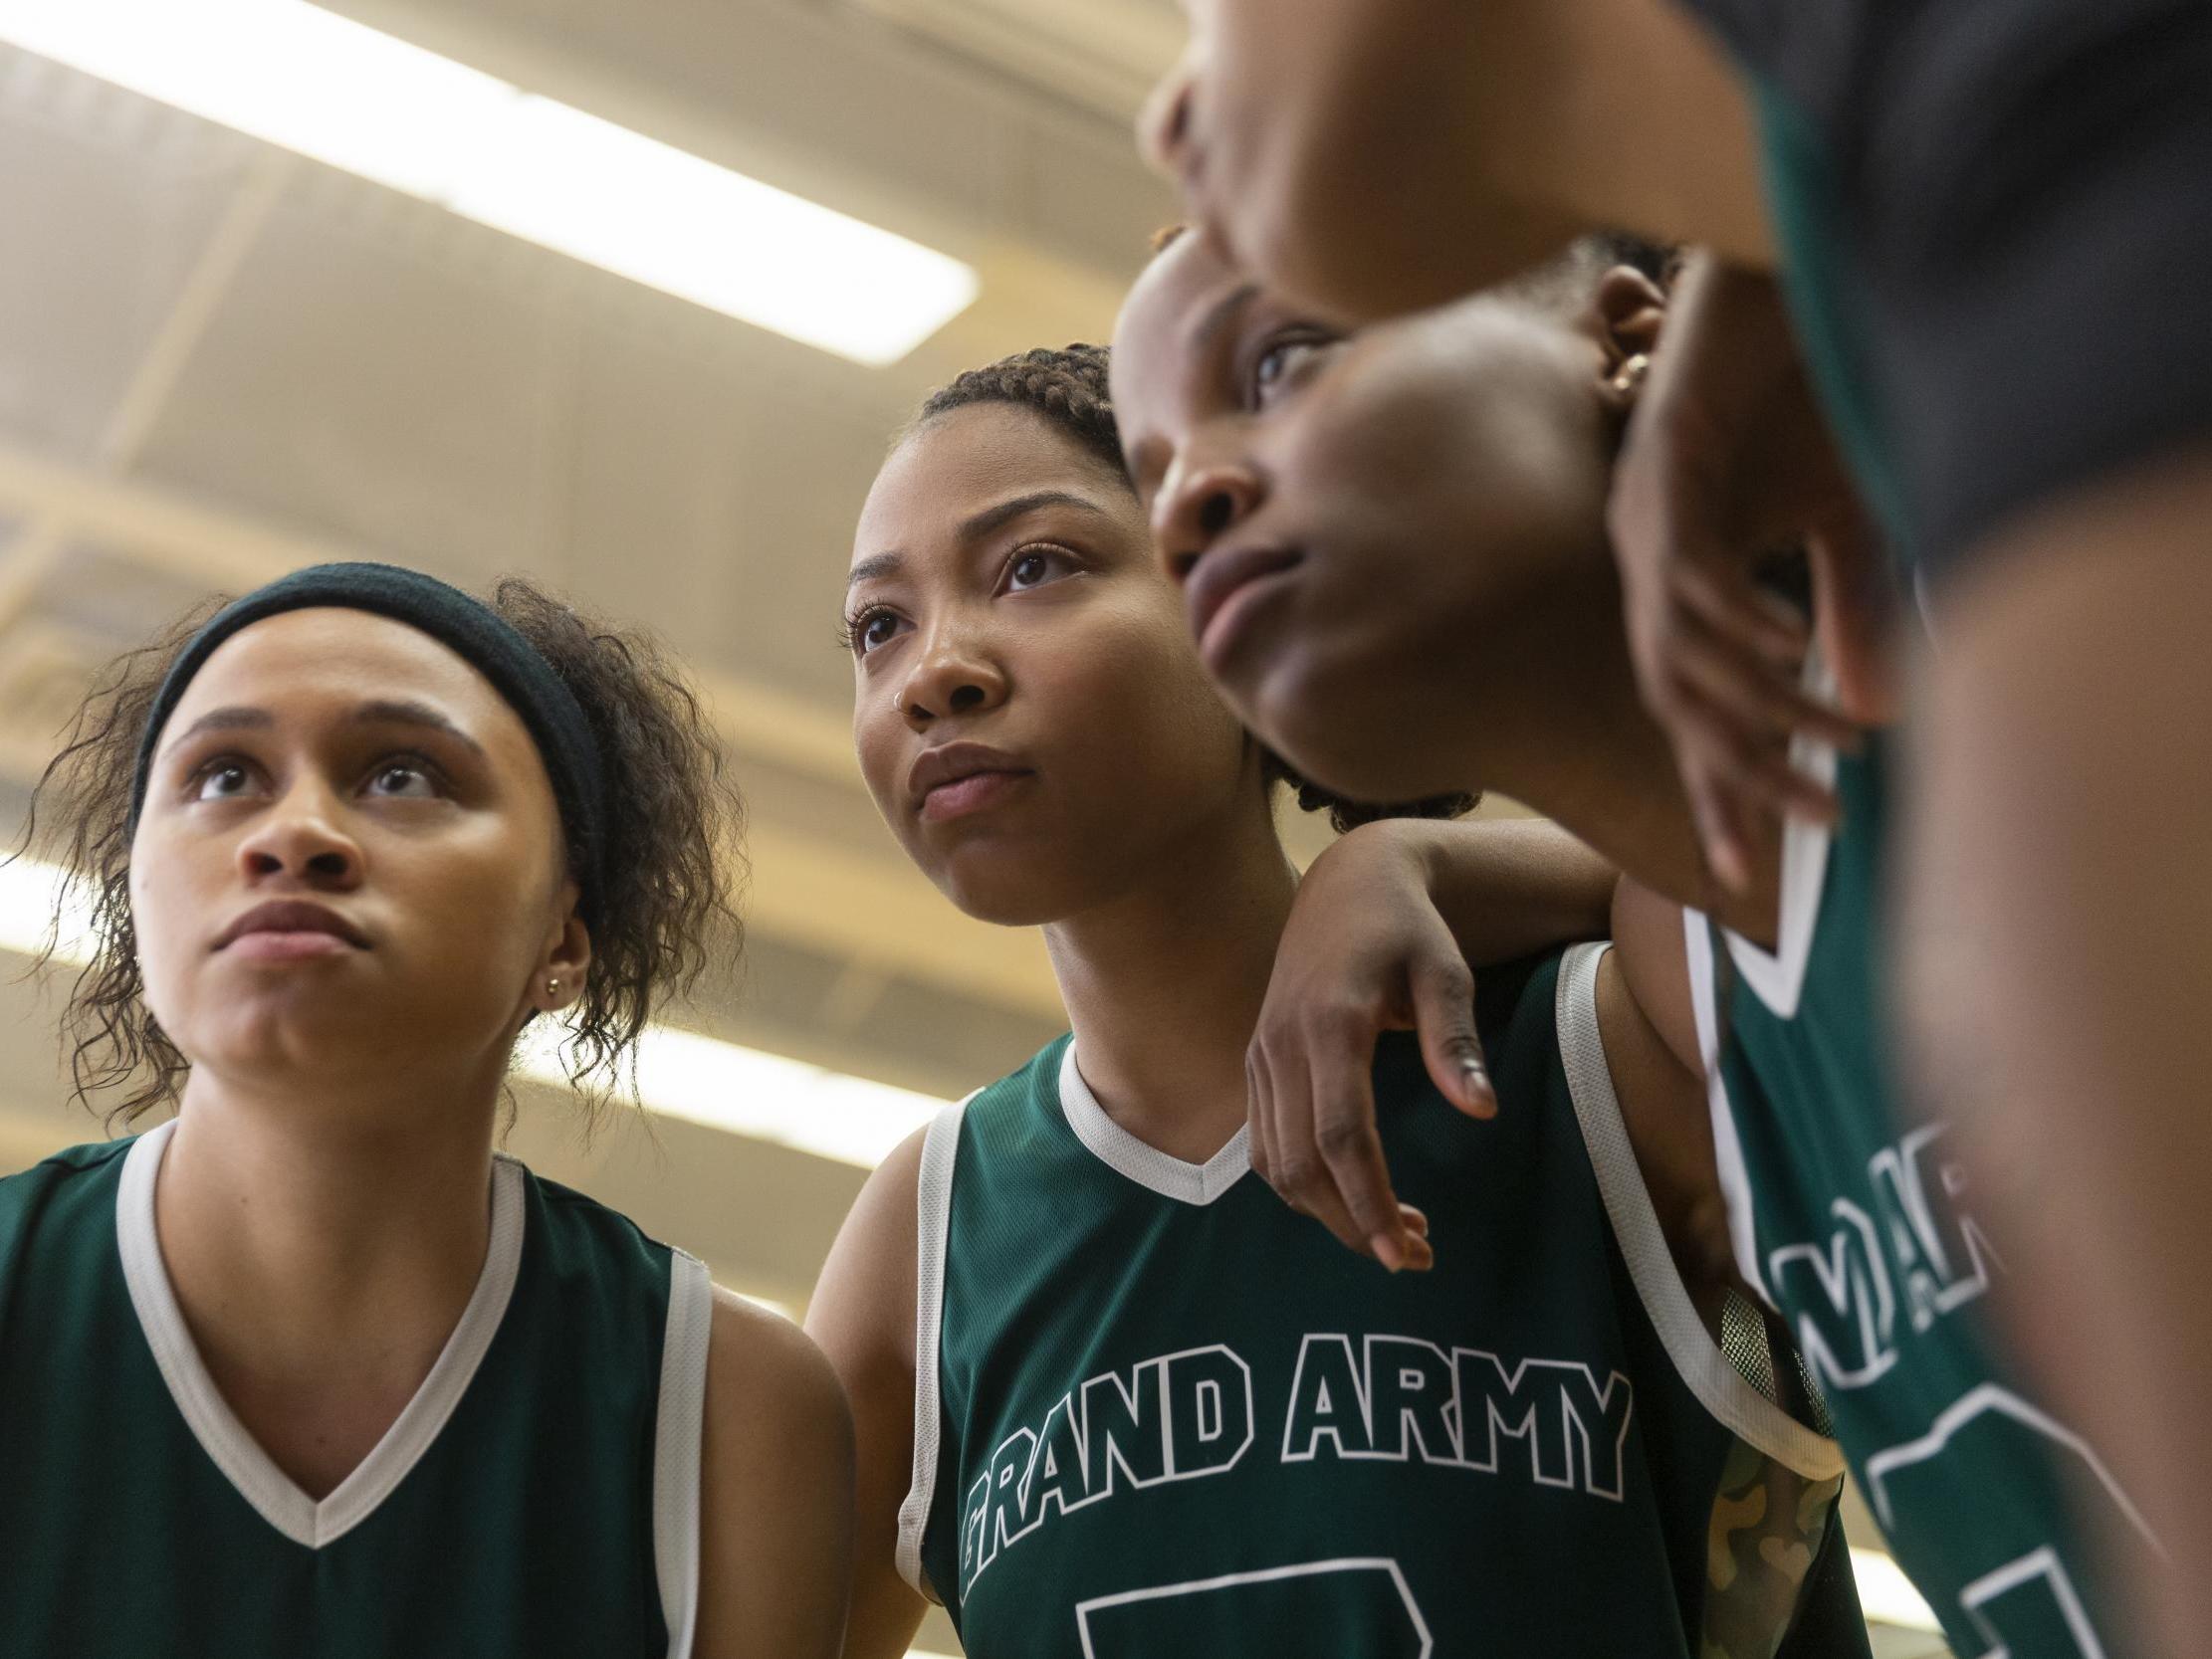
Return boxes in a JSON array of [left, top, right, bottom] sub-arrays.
[[905, 944, 1867, 1658]]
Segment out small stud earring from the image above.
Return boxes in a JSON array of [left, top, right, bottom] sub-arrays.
[[546, 976, 561, 1001], [1610, 353, 1652, 395]]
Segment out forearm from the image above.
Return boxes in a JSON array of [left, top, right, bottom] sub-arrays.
[[1900, 455, 2212, 1655], [1194, 1, 1771, 323], [1398, 817, 1617, 966]]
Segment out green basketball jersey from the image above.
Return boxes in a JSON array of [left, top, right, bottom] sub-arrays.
[[903, 943, 1867, 1658], [1686, 730, 2163, 1656], [0, 1118, 713, 1658], [1743, 80, 1909, 550]]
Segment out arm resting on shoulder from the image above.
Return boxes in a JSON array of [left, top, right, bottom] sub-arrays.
[[1395, 816, 1618, 967], [1247, 816, 1615, 1264]]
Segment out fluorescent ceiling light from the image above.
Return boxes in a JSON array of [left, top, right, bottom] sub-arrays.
[[0, 0, 978, 364], [0, 855, 93, 967], [514, 1019, 944, 1168], [0, 857, 945, 1166], [1850, 1549, 1942, 1634]]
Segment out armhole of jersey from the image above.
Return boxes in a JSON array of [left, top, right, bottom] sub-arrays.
[[1682, 911, 1771, 1303], [654, 1247, 713, 1659], [1555, 941, 1844, 1482], [895, 1093, 972, 1602]]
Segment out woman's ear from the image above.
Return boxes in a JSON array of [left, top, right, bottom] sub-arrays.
[[535, 884, 593, 1014], [1592, 265, 1669, 370]]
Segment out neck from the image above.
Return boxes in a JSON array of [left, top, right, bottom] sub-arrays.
[[152, 1058, 505, 1493], [1043, 780, 1298, 1164], [1455, 562, 1779, 942]]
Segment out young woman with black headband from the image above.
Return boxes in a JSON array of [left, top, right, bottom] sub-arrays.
[[0, 562, 852, 1658]]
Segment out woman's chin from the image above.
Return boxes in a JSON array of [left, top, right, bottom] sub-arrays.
[[184, 997, 403, 1077], [936, 873, 1078, 931], [1253, 653, 1467, 806], [931, 841, 1119, 930]]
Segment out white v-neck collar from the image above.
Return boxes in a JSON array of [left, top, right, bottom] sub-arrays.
[[1058, 1043, 1250, 1206], [115, 1118, 527, 1551], [1720, 654, 1840, 1020]]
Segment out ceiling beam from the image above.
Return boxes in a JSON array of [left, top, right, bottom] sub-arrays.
[[96, 150, 290, 474], [0, 440, 862, 783]]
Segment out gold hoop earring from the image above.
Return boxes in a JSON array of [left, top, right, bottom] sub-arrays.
[[1610, 353, 1651, 395]]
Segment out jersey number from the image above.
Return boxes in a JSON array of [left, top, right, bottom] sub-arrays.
[[1864, 1387, 2155, 1659], [1958, 1548, 2106, 1659], [1075, 1557, 1432, 1659]]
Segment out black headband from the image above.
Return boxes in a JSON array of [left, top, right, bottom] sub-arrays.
[[129, 561, 608, 927]]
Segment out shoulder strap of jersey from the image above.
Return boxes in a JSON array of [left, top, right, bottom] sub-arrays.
[[1681, 909, 1774, 1304], [652, 1247, 713, 1658], [1553, 942, 1844, 1480], [896, 1091, 974, 1598]]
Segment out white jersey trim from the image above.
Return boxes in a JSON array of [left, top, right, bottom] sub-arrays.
[[1719, 653, 1838, 1020], [653, 1248, 713, 1658], [1683, 913, 1772, 1305], [1059, 1042, 1250, 1207], [116, 1118, 527, 1551], [895, 1093, 972, 1599], [1554, 943, 1844, 1481]]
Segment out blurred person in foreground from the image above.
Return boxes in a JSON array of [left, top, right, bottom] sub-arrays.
[[1139, 3, 2212, 1646]]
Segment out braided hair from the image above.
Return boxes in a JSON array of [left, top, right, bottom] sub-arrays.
[[910, 345, 1478, 833], [914, 344, 1122, 478]]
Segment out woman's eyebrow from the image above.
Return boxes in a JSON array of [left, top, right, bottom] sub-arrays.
[[157, 705, 271, 764], [958, 489, 1112, 542], [848, 551, 904, 589], [350, 700, 486, 756]]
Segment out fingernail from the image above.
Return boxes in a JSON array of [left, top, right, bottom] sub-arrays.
[[1461, 1060, 1497, 1118], [1370, 1232, 1405, 1273]]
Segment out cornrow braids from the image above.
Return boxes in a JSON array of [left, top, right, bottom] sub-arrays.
[[913, 344, 1124, 481]]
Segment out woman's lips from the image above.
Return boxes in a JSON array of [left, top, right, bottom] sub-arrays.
[[213, 899, 368, 956], [222, 930, 361, 961], [920, 769, 1033, 823], [1186, 544, 1301, 669]]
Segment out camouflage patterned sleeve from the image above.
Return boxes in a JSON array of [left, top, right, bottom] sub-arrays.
[[1699, 1291, 1869, 1659]]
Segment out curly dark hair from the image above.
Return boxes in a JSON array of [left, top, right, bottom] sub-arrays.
[[20, 575, 745, 1128], [909, 344, 1478, 835]]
